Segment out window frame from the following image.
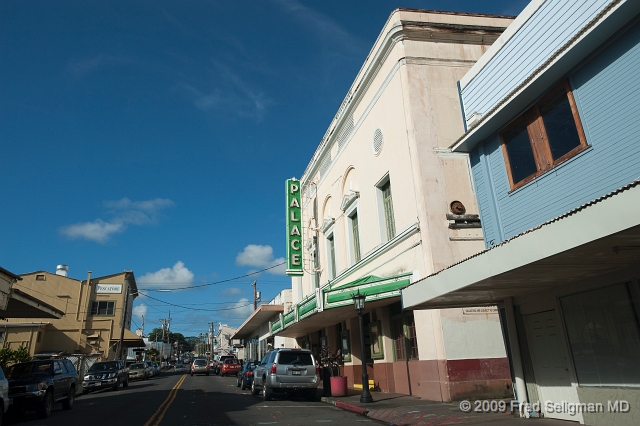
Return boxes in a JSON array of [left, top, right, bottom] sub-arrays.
[[500, 80, 588, 191], [340, 329, 352, 362], [344, 201, 361, 266], [369, 320, 384, 360], [325, 229, 337, 280], [90, 300, 116, 316], [375, 174, 396, 243]]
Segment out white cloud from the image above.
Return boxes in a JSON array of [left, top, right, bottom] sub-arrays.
[[138, 261, 194, 289], [221, 287, 243, 297], [132, 304, 148, 319], [219, 298, 253, 319], [235, 244, 286, 275], [60, 197, 174, 243]]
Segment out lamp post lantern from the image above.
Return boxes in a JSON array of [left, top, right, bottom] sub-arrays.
[[352, 290, 373, 403]]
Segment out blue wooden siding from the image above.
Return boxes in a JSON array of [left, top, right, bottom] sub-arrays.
[[462, 0, 610, 120], [471, 21, 640, 245]]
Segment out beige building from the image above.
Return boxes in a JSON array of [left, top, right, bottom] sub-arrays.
[[276, 9, 515, 401], [1, 267, 143, 359], [231, 289, 297, 362]]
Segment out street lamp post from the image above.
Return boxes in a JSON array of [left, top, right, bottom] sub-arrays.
[[352, 290, 373, 403]]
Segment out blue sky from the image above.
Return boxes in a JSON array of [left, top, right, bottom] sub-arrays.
[[1, 0, 527, 337]]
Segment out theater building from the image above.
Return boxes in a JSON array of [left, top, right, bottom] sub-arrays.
[[275, 8, 516, 401]]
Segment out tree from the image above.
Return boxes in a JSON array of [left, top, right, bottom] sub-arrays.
[[0, 346, 32, 370], [146, 348, 159, 361], [147, 327, 193, 352]]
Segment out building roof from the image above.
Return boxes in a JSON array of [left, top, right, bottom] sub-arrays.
[[230, 304, 285, 340], [401, 180, 640, 309], [0, 288, 65, 319], [0, 266, 22, 280]]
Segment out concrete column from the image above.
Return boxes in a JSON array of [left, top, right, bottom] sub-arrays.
[[503, 297, 528, 405]]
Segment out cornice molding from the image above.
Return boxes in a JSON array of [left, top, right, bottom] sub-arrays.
[[300, 18, 507, 187]]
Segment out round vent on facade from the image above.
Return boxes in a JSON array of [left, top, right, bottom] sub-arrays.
[[372, 128, 383, 155]]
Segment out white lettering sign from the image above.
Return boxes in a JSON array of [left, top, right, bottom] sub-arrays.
[[96, 284, 122, 294]]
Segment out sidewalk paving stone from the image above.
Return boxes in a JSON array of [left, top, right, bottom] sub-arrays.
[[320, 391, 575, 426]]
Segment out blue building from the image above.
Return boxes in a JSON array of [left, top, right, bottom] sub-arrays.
[[402, 0, 640, 424]]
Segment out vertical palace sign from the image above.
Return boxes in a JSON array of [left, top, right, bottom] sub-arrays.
[[286, 179, 303, 276]]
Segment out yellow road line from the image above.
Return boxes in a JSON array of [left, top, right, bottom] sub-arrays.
[[143, 374, 186, 426]]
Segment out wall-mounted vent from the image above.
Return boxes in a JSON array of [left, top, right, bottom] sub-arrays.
[[373, 128, 383, 155], [36, 274, 46, 281], [319, 153, 332, 179], [336, 115, 354, 150]]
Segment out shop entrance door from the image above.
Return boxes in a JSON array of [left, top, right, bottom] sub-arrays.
[[525, 310, 582, 422]]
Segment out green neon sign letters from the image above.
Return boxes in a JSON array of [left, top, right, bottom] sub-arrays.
[[286, 179, 304, 276]]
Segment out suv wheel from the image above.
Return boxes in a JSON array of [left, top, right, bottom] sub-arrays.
[[123, 378, 129, 388], [112, 379, 119, 391], [250, 379, 259, 396], [263, 384, 273, 401], [62, 386, 75, 410], [37, 389, 53, 418]]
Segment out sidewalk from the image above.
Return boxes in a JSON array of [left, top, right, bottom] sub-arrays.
[[320, 391, 574, 426]]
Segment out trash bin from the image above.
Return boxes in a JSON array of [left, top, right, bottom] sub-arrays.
[[330, 376, 348, 397]]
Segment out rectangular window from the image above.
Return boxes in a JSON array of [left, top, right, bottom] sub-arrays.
[[90, 301, 115, 316], [560, 282, 640, 387], [350, 212, 361, 263], [406, 312, 418, 360], [381, 181, 396, 240], [369, 321, 384, 359], [327, 234, 336, 279], [500, 81, 587, 190], [340, 329, 352, 362], [392, 317, 406, 361]]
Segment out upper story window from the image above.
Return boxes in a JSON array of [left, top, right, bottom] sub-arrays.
[[91, 300, 115, 316], [349, 211, 361, 263], [501, 81, 588, 190], [326, 234, 337, 279], [381, 181, 396, 240]]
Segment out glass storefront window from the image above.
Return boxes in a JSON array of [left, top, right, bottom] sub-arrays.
[[560, 282, 640, 387]]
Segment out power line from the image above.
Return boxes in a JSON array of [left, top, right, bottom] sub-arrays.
[[137, 291, 254, 312], [139, 262, 285, 291]]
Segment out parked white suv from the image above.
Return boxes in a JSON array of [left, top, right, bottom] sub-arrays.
[[251, 348, 318, 401]]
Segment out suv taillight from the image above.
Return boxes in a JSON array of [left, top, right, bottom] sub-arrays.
[[315, 366, 320, 375], [270, 363, 277, 374]]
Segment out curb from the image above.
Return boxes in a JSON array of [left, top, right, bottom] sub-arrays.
[[321, 397, 370, 416]]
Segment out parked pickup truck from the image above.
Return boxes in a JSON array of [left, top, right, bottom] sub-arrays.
[[82, 360, 129, 393]]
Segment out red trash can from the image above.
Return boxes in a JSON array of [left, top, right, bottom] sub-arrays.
[[330, 376, 348, 397]]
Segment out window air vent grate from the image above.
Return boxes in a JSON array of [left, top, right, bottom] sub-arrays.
[[337, 116, 354, 149], [319, 153, 332, 178], [373, 128, 383, 155]]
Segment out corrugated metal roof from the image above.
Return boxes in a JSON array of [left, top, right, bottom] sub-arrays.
[[408, 179, 640, 287]]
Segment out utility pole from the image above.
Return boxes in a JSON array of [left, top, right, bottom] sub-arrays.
[[117, 273, 132, 361], [141, 315, 144, 336], [252, 280, 257, 311], [208, 322, 216, 356]]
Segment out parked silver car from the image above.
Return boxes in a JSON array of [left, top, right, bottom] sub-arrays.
[[251, 348, 318, 401], [190, 359, 210, 376], [127, 363, 150, 381]]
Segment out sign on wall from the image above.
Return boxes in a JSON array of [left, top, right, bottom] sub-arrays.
[[286, 179, 303, 276], [96, 284, 123, 294]]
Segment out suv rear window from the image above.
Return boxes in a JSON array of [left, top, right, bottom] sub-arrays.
[[277, 352, 313, 365], [194, 360, 207, 366]]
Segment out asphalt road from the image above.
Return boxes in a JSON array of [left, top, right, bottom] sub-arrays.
[[5, 368, 381, 426]]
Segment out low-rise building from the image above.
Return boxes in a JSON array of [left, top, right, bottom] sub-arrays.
[[1, 266, 144, 360], [231, 289, 296, 362], [403, 0, 640, 424]]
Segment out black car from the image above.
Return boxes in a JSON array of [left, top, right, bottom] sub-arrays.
[[7, 359, 78, 418], [83, 360, 129, 393], [236, 361, 257, 390]]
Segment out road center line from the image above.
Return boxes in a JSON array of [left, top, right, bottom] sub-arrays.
[[143, 374, 186, 426]]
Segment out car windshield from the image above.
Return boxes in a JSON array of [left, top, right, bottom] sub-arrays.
[[130, 363, 145, 370], [88, 362, 118, 372], [6, 362, 53, 379], [277, 352, 313, 365]]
